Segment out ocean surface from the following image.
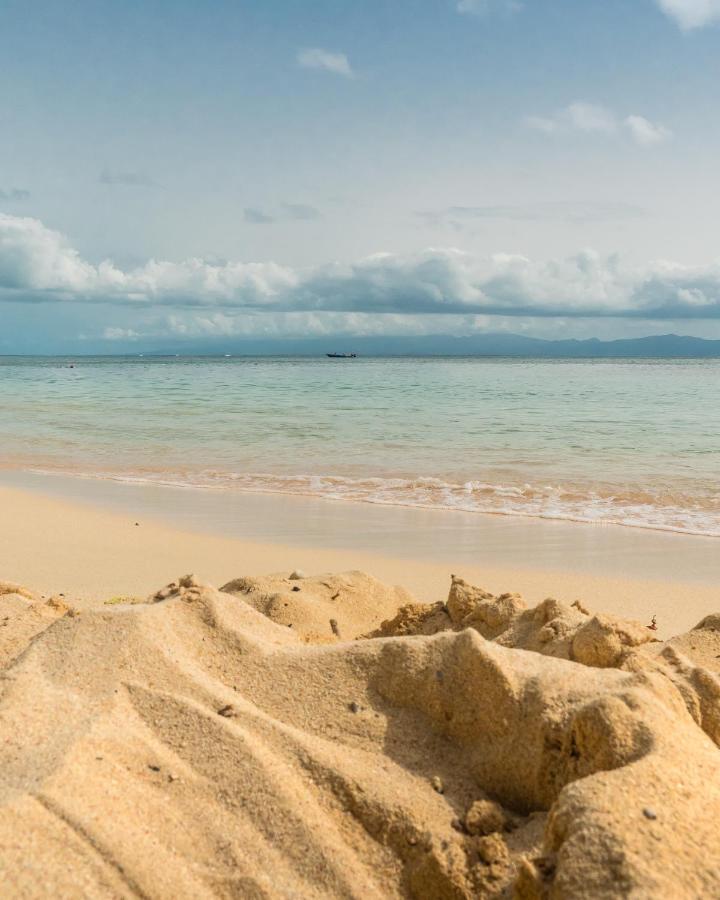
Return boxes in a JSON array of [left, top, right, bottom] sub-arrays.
[[1, 356, 719, 537]]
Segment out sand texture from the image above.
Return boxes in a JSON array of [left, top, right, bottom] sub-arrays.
[[1, 571, 720, 898]]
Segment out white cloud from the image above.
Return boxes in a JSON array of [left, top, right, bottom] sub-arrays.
[[297, 48, 353, 77], [526, 102, 671, 145], [624, 115, 673, 145], [656, 0, 720, 30], [103, 327, 140, 340], [526, 102, 616, 136], [2, 214, 720, 320]]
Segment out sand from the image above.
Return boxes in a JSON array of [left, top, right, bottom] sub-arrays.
[[1, 482, 718, 637], [1, 484, 720, 897]]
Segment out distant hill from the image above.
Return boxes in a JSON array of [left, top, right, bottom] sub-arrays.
[[136, 332, 720, 358]]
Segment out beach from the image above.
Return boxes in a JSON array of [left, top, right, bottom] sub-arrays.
[[2, 359, 720, 897], [2, 472, 720, 896], [2, 472, 718, 636]]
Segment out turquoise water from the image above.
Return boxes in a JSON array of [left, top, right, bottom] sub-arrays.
[[1, 356, 719, 536]]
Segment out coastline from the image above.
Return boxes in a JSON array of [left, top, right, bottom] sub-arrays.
[[2, 470, 718, 636]]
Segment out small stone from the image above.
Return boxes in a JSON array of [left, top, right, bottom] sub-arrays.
[[465, 799, 508, 836], [431, 776, 444, 794], [148, 764, 161, 772], [349, 701, 360, 713], [407, 833, 418, 846], [643, 807, 658, 820], [291, 586, 301, 592], [179, 574, 199, 588], [218, 704, 237, 718], [168, 773, 179, 782], [289, 570, 305, 580], [476, 834, 510, 866], [330, 618, 340, 637]]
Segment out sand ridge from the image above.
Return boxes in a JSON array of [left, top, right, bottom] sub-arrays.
[[1, 571, 720, 898]]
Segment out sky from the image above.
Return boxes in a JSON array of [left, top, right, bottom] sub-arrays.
[[1, 0, 720, 352]]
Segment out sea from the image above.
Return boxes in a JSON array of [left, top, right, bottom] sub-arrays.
[[1, 355, 719, 537]]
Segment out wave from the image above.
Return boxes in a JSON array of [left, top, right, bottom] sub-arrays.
[[21, 465, 720, 538]]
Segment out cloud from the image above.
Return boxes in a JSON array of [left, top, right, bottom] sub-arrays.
[[0, 188, 30, 202], [624, 115, 673, 145], [244, 204, 322, 225], [2, 213, 720, 320], [656, 0, 720, 29], [457, 0, 523, 15], [525, 103, 617, 136], [297, 48, 353, 77], [99, 169, 157, 187], [565, 102, 617, 134], [103, 326, 140, 340], [526, 102, 671, 144]]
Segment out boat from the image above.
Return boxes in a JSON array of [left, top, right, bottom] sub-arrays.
[[326, 352, 357, 358]]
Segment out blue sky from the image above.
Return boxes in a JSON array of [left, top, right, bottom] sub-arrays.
[[1, 0, 720, 351]]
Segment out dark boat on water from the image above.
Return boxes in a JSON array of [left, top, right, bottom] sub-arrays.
[[326, 352, 357, 358]]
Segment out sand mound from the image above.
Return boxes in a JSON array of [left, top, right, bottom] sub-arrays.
[[0, 582, 72, 670], [1, 572, 719, 898], [368, 576, 657, 666], [218, 570, 414, 642]]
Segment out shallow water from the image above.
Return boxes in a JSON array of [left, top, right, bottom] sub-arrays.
[[2, 355, 719, 536]]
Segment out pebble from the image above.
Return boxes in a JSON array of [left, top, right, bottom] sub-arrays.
[[291, 586, 301, 592], [349, 701, 360, 714], [289, 570, 306, 580], [330, 618, 340, 636], [431, 776, 444, 794], [218, 704, 237, 718], [643, 807, 658, 820]]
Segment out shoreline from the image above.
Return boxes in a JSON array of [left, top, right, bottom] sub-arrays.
[[1, 470, 718, 637], [6, 463, 719, 540]]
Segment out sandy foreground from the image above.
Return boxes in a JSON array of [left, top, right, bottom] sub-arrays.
[[2, 483, 720, 897]]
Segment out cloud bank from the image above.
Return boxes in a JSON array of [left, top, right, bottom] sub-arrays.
[[1, 213, 720, 320], [657, 0, 720, 29], [526, 102, 672, 145]]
